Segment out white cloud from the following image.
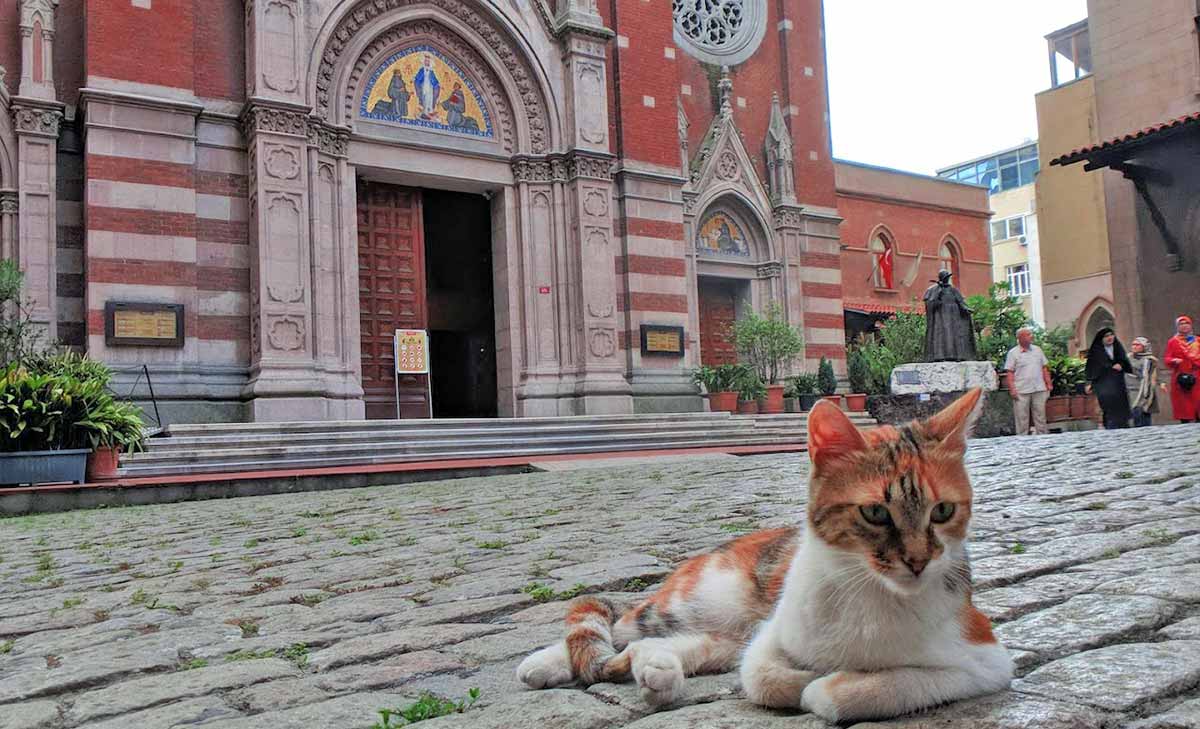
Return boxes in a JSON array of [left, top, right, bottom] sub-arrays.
[[826, 0, 1089, 175]]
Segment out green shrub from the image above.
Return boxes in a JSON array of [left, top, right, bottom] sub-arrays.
[[847, 347, 871, 394], [1048, 356, 1086, 396], [0, 364, 145, 453], [692, 363, 752, 393], [727, 302, 804, 384], [966, 283, 1030, 368], [817, 357, 837, 396], [736, 371, 766, 401], [0, 260, 43, 365], [853, 311, 927, 394], [786, 373, 819, 398]]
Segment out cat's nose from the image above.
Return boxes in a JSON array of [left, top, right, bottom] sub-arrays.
[[902, 556, 928, 576]]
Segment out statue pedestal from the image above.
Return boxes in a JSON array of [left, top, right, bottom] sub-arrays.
[[890, 362, 998, 395]]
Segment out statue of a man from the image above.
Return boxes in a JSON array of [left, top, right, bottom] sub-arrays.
[[923, 270, 977, 362]]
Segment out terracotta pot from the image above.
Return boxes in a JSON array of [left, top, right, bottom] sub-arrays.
[[998, 371, 1010, 390], [762, 384, 786, 414], [86, 446, 121, 482], [844, 393, 868, 412], [1046, 395, 1071, 422], [708, 391, 738, 414], [737, 400, 760, 414], [1069, 394, 1089, 419], [821, 395, 843, 408]]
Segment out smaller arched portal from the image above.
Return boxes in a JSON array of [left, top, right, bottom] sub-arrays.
[[691, 196, 778, 367]]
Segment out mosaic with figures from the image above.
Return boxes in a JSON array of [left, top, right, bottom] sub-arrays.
[[360, 45, 494, 139], [697, 212, 751, 257]]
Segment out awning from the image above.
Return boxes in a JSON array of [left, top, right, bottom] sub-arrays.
[[1050, 111, 1200, 168]]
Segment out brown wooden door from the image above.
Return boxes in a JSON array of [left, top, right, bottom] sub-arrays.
[[698, 279, 738, 366], [357, 181, 430, 419]]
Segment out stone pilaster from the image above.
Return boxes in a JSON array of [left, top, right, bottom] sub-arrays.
[[245, 0, 306, 107], [18, 0, 58, 102], [0, 191, 17, 263], [11, 101, 62, 343]]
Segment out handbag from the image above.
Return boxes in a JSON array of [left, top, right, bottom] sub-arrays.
[[1179, 373, 1197, 391]]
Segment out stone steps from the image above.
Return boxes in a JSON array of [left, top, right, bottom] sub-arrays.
[[119, 411, 876, 477]]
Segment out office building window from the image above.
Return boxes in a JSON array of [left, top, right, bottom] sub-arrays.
[[1007, 263, 1031, 296], [991, 215, 1025, 241], [937, 144, 1039, 194]]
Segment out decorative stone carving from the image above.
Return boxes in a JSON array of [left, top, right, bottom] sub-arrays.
[[756, 261, 783, 279], [263, 193, 305, 303], [242, 105, 307, 138], [345, 21, 516, 153], [317, 0, 550, 153], [772, 206, 804, 229], [677, 98, 690, 175], [582, 188, 608, 217], [264, 144, 300, 180], [261, 0, 300, 94], [511, 157, 555, 184], [716, 150, 739, 181], [0, 192, 17, 214], [576, 63, 606, 145], [765, 93, 796, 206], [567, 152, 614, 180], [672, 0, 766, 66], [267, 316, 306, 351], [585, 228, 608, 250], [306, 118, 350, 157], [11, 106, 61, 136], [682, 191, 698, 216], [587, 301, 614, 318], [588, 326, 616, 358], [19, 0, 59, 100]]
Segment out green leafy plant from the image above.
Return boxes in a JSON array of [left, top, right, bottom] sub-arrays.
[[691, 363, 753, 393], [0, 260, 43, 365], [966, 282, 1030, 368], [520, 582, 587, 603], [852, 311, 927, 394], [1048, 356, 1087, 396], [372, 689, 481, 728], [727, 302, 804, 384], [736, 371, 766, 402], [817, 357, 837, 396], [785, 373, 820, 398]]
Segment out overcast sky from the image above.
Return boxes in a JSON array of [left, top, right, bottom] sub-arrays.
[[825, 0, 1089, 175]]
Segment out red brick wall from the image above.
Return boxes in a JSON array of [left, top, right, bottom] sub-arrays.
[[55, 0, 85, 106], [605, 0, 682, 168], [194, 0, 245, 101], [837, 191, 992, 309], [86, 0, 195, 91]]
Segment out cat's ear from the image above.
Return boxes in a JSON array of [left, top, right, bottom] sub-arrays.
[[808, 399, 868, 469], [924, 388, 984, 453]]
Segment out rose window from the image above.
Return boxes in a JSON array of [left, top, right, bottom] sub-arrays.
[[671, 0, 766, 66]]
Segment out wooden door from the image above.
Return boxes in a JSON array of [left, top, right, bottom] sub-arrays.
[[698, 279, 738, 366], [357, 181, 429, 419]]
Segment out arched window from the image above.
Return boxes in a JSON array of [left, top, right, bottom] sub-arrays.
[[1085, 306, 1115, 346], [869, 231, 894, 289], [938, 239, 961, 282]]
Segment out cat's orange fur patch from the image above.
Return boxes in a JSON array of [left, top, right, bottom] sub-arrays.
[[650, 553, 710, 604], [960, 601, 997, 645], [566, 600, 612, 625]]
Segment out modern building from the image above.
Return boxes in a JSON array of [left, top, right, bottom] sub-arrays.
[[937, 142, 1045, 326], [1048, 1, 1200, 421], [0, 0, 999, 424], [1034, 19, 1115, 353], [835, 160, 992, 340]]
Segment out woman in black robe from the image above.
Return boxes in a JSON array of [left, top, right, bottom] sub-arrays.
[[1086, 327, 1133, 429]]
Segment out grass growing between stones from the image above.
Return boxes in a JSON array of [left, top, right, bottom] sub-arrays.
[[372, 688, 480, 728], [521, 582, 588, 603]]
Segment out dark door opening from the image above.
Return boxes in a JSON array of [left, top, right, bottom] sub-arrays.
[[423, 189, 498, 418]]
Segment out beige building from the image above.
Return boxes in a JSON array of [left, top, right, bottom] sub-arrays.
[[937, 143, 1044, 325], [1034, 20, 1114, 352]]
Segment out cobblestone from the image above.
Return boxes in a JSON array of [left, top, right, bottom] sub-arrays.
[[1, 424, 1198, 727]]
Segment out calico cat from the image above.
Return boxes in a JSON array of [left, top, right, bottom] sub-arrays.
[[516, 388, 1012, 723]]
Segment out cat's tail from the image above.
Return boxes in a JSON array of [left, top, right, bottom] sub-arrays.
[[564, 596, 631, 684]]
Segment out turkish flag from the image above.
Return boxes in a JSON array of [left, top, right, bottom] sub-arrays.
[[879, 247, 894, 289]]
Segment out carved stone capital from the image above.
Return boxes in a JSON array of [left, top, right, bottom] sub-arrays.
[[0, 191, 18, 215], [772, 206, 804, 230], [566, 151, 614, 181], [241, 103, 309, 140], [511, 156, 556, 184], [757, 261, 783, 279], [682, 192, 699, 217], [306, 118, 350, 157], [11, 104, 62, 137]]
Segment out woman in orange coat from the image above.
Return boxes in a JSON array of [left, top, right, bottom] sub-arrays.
[[1164, 315, 1200, 423]]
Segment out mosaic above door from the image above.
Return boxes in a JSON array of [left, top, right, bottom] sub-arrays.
[[697, 211, 751, 257], [360, 45, 494, 139]]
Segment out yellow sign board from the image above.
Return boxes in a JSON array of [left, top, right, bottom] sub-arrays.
[[114, 309, 178, 341], [645, 329, 681, 353], [394, 329, 430, 374]]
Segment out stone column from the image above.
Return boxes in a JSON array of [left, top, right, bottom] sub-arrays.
[[0, 191, 17, 263], [11, 103, 62, 343]]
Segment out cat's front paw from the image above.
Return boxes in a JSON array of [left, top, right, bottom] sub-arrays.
[[800, 674, 842, 723], [517, 643, 573, 689], [632, 649, 684, 707]]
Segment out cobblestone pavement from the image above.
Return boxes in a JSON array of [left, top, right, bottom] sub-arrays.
[[3, 425, 1200, 729]]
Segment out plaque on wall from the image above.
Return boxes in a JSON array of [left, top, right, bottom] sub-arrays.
[[640, 324, 685, 357], [105, 302, 185, 347]]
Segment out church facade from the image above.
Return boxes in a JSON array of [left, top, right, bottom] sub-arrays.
[[0, 0, 988, 422]]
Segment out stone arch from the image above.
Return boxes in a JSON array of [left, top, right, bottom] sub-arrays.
[[938, 234, 962, 281], [1079, 297, 1115, 350], [309, 0, 559, 155], [693, 190, 775, 263]]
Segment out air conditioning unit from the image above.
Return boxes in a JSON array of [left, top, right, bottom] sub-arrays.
[[1019, 236, 1028, 246]]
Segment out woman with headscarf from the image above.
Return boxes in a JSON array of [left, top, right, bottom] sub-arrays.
[[1163, 315, 1200, 423], [1125, 336, 1159, 427], [1086, 327, 1132, 429]]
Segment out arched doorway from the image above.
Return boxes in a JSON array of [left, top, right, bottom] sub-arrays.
[[1084, 305, 1115, 346]]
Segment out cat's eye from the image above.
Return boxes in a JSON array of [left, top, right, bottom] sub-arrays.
[[859, 504, 892, 526], [931, 502, 956, 523]]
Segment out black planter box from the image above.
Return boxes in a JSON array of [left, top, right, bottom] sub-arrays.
[[0, 449, 89, 487]]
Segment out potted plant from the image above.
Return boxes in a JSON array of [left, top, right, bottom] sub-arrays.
[[692, 363, 749, 414], [845, 347, 869, 412], [1046, 356, 1083, 422], [788, 373, 821, 412], [817, 356, 841, 408], [736, 373, 766, 414], [728, 302, 804, 415]]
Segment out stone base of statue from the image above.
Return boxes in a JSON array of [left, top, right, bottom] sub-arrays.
[[889, 361, 998, 395]]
